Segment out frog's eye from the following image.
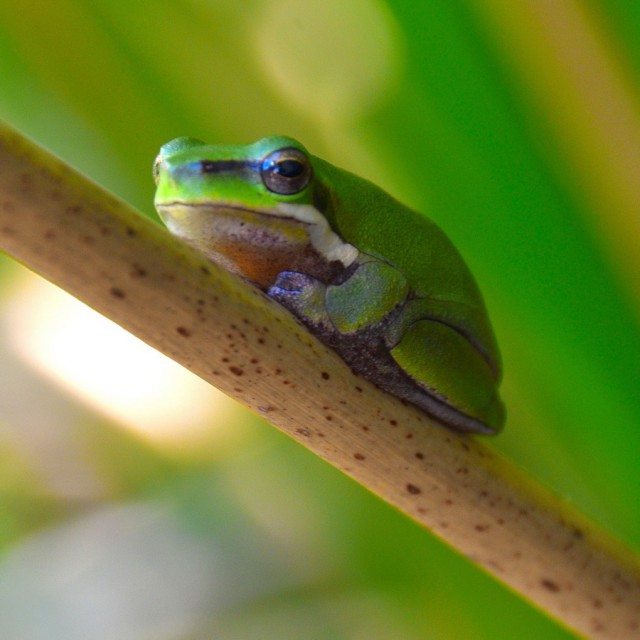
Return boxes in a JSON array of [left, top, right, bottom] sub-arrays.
[[260, 148, 312, 195]]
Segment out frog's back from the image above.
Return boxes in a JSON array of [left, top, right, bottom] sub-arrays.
[[314, 158, 501, 377]]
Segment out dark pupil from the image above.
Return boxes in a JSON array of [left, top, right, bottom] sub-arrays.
[[275, 159, 303, 178]]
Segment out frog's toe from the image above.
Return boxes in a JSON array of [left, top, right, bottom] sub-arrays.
[[270, 270, 316, 294]]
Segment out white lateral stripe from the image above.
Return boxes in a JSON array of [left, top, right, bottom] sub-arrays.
[[276, 204, 358, 267]]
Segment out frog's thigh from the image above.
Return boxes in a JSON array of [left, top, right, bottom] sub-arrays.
[[390, 319, 504, 428], [326, 260, 409, 334]]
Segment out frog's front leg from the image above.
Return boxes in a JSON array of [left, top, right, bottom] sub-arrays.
[[268, 270, 336, 339], [268, 256, 410, 345], [324, 258, 410, 337]]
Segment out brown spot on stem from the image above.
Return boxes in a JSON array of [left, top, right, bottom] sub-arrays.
[[176, 326, 191, 337], [258, 405, 275, 413], [406, 483, 421, 495], [229, 366, 244, 376], [353, 453, 365, 460], [110, 287, 126, 299], [541, 579, 560, 593], [130, 264, 147, 278], [321, 371, 330, 380]]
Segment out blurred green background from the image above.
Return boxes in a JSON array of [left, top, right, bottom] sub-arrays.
[[1, 1, 639, 638]]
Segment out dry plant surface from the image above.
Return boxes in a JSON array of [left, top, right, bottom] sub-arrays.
[[1, 121, 639, 639]]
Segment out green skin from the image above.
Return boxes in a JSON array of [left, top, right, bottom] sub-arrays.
[[154, 136, 505, 434]]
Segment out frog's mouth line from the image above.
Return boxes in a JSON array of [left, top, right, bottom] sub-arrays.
[[157, 201, 359, 268], [158, 202, 297, 221]]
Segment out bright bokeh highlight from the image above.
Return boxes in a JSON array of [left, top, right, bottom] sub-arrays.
[[5, 269, 236, 447]]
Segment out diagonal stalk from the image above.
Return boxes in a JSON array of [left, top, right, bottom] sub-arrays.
[[1, 121, 639, 639]]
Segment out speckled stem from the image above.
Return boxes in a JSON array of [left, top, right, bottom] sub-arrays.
[[1, 121, 639, 639]]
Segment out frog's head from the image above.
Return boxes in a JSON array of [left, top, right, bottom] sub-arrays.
[[153, 136, 357, 288], [153, 135, 316, 209]]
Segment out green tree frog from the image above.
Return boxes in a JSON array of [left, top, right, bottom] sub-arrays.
[[153, 136, 505, 434]]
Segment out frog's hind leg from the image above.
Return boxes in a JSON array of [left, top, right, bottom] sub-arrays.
[[389, 319, 505, 434]]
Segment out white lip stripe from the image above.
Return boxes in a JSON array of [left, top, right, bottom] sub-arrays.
[[276, 203, 359, 267]]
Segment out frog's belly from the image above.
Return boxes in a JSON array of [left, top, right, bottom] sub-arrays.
[[210, 234, 314, 289], [160, 204, 326, 289]]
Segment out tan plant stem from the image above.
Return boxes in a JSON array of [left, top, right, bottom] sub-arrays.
[[0, 121, 639, 639]]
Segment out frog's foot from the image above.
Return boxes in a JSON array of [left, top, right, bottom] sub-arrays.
[[268, 270, 334, 335], [269, 270, 318, 295]]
